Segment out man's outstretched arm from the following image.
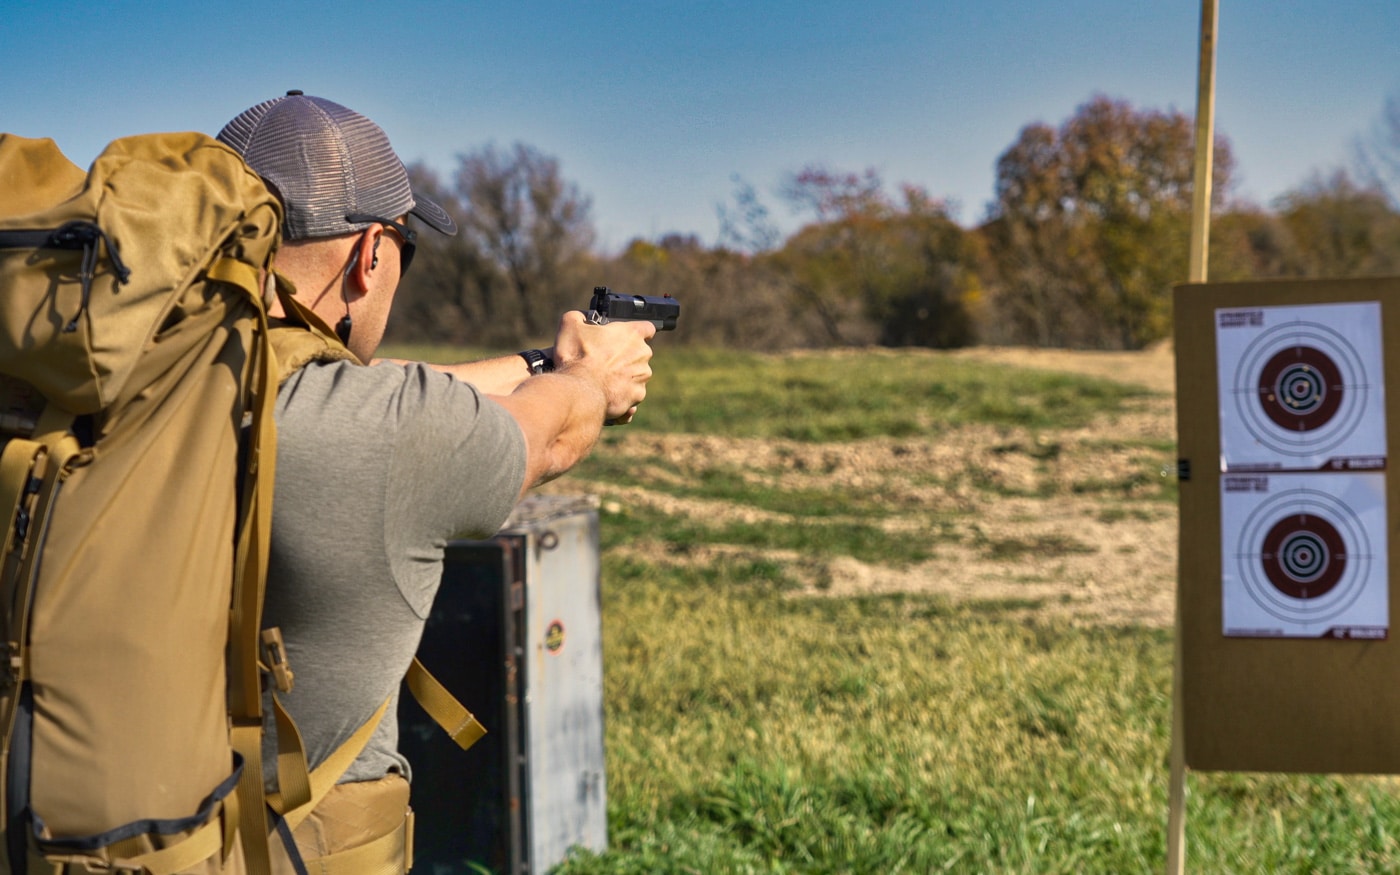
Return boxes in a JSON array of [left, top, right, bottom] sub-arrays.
[[487, 311, 655, 494]]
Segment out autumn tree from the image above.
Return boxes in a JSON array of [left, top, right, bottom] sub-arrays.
[[1274, 170, 1400, 277], [766, 167, 889, 344], [386, 164, 503, 345], [454, 143, 595, 339], [1204, 205, 1297, 281], [1202, 172, 1400, 283], [875, 189, 986, 348], [984, 94, 1234, 349], [388, 147, 597, 346], [599, 235, 797, 349], [765, 166, 980, 347]]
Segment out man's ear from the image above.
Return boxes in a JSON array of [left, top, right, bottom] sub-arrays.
[[344, 226, 383, 296]]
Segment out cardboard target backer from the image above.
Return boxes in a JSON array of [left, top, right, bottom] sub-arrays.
[[1175, 276, 1400, 774]]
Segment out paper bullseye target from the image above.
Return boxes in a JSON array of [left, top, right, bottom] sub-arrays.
[[1216, 302, 1384, 471], [1177, 284, 1400, 779], [1222, 473, 1387, 638]]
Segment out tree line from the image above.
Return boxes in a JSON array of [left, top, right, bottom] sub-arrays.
[[389, 93, 1400, 352]]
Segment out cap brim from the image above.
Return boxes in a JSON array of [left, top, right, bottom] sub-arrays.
[[410, 192, 457, 236]]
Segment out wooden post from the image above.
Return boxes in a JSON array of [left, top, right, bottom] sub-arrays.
[[1187, 0, 1219, 284], [1169, 2, 1219, 872]]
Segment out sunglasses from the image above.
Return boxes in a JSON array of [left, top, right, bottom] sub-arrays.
[[345, 213, 417, 275]]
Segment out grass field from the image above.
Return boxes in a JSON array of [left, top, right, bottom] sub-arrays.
[[390, 344, 1400, 873]]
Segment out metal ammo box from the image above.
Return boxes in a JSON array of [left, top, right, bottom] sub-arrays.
[[398, 494, 608, 874]]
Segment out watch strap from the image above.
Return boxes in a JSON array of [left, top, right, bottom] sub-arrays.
[[519, 348, 554, 376]]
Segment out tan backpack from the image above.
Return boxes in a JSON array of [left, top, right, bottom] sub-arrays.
[[0, 132, 488, 875], [0, 132, 295, 875]]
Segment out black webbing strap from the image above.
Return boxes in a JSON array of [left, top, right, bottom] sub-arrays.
[[273, 816, 310, 875], [0, 223, 131, 332], [0, 231, 53, 249]]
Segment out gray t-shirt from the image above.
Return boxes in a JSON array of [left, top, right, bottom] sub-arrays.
[[261, 359, 527, 788]]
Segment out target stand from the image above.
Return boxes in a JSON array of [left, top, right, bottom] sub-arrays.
[[1169, 276, 1400, 871]]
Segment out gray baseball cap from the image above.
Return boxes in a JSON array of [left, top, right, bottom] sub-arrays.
[[216, 90, 457, 240]]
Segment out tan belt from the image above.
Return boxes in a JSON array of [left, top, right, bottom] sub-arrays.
[[272, 775, 414, 875], [299, 809, 413, 875]]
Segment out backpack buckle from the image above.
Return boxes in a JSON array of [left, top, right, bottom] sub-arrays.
[[2, 644, 21, 689], [259, 627, 295, 693]]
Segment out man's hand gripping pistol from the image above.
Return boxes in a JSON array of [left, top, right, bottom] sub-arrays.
[[586, 287, 679, 425]]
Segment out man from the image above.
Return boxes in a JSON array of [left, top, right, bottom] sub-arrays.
[[215, 92, 654, 871]]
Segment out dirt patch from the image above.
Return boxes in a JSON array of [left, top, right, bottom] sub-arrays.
[[549, 344, 1182, 628], [808, 496, 1176, 628], [948, 340, 1178, 394]]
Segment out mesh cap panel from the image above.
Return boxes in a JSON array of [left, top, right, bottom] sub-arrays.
[[217, 92, 455, 240]]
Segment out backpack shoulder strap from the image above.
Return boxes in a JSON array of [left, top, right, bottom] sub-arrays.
[[268, 275, 360, 382]]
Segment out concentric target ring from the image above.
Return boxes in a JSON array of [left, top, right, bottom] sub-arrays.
[[1231, 321, 1369, 457], [1257, 346, 1343, 432], [1259, 514, 1346, 599], [1235, 488, 1372, 624]]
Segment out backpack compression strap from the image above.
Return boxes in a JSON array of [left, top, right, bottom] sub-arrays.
[[405, 658, 487, 751], [261, 656, 486, 832], [263, 694, 409, 875], [207, 256, 314, 875], [260, 660, 482, 875]]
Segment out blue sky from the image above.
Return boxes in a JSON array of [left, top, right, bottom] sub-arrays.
[[3, 1, 1397, 252]]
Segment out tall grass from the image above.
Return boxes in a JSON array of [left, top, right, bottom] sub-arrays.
[[562, 552, 1400, 874], [385, 345, 1400, 873]]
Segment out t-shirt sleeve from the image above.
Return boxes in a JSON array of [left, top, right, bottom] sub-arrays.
[[385, 363, 526, 535], [380, 362, 528, 617], [277, 359, 527, 619]]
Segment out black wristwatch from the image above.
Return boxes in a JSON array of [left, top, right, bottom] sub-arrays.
[[519, 348, 555, 376]]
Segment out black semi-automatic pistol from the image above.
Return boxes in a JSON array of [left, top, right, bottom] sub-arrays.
[[587, 287, 680, 331]]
